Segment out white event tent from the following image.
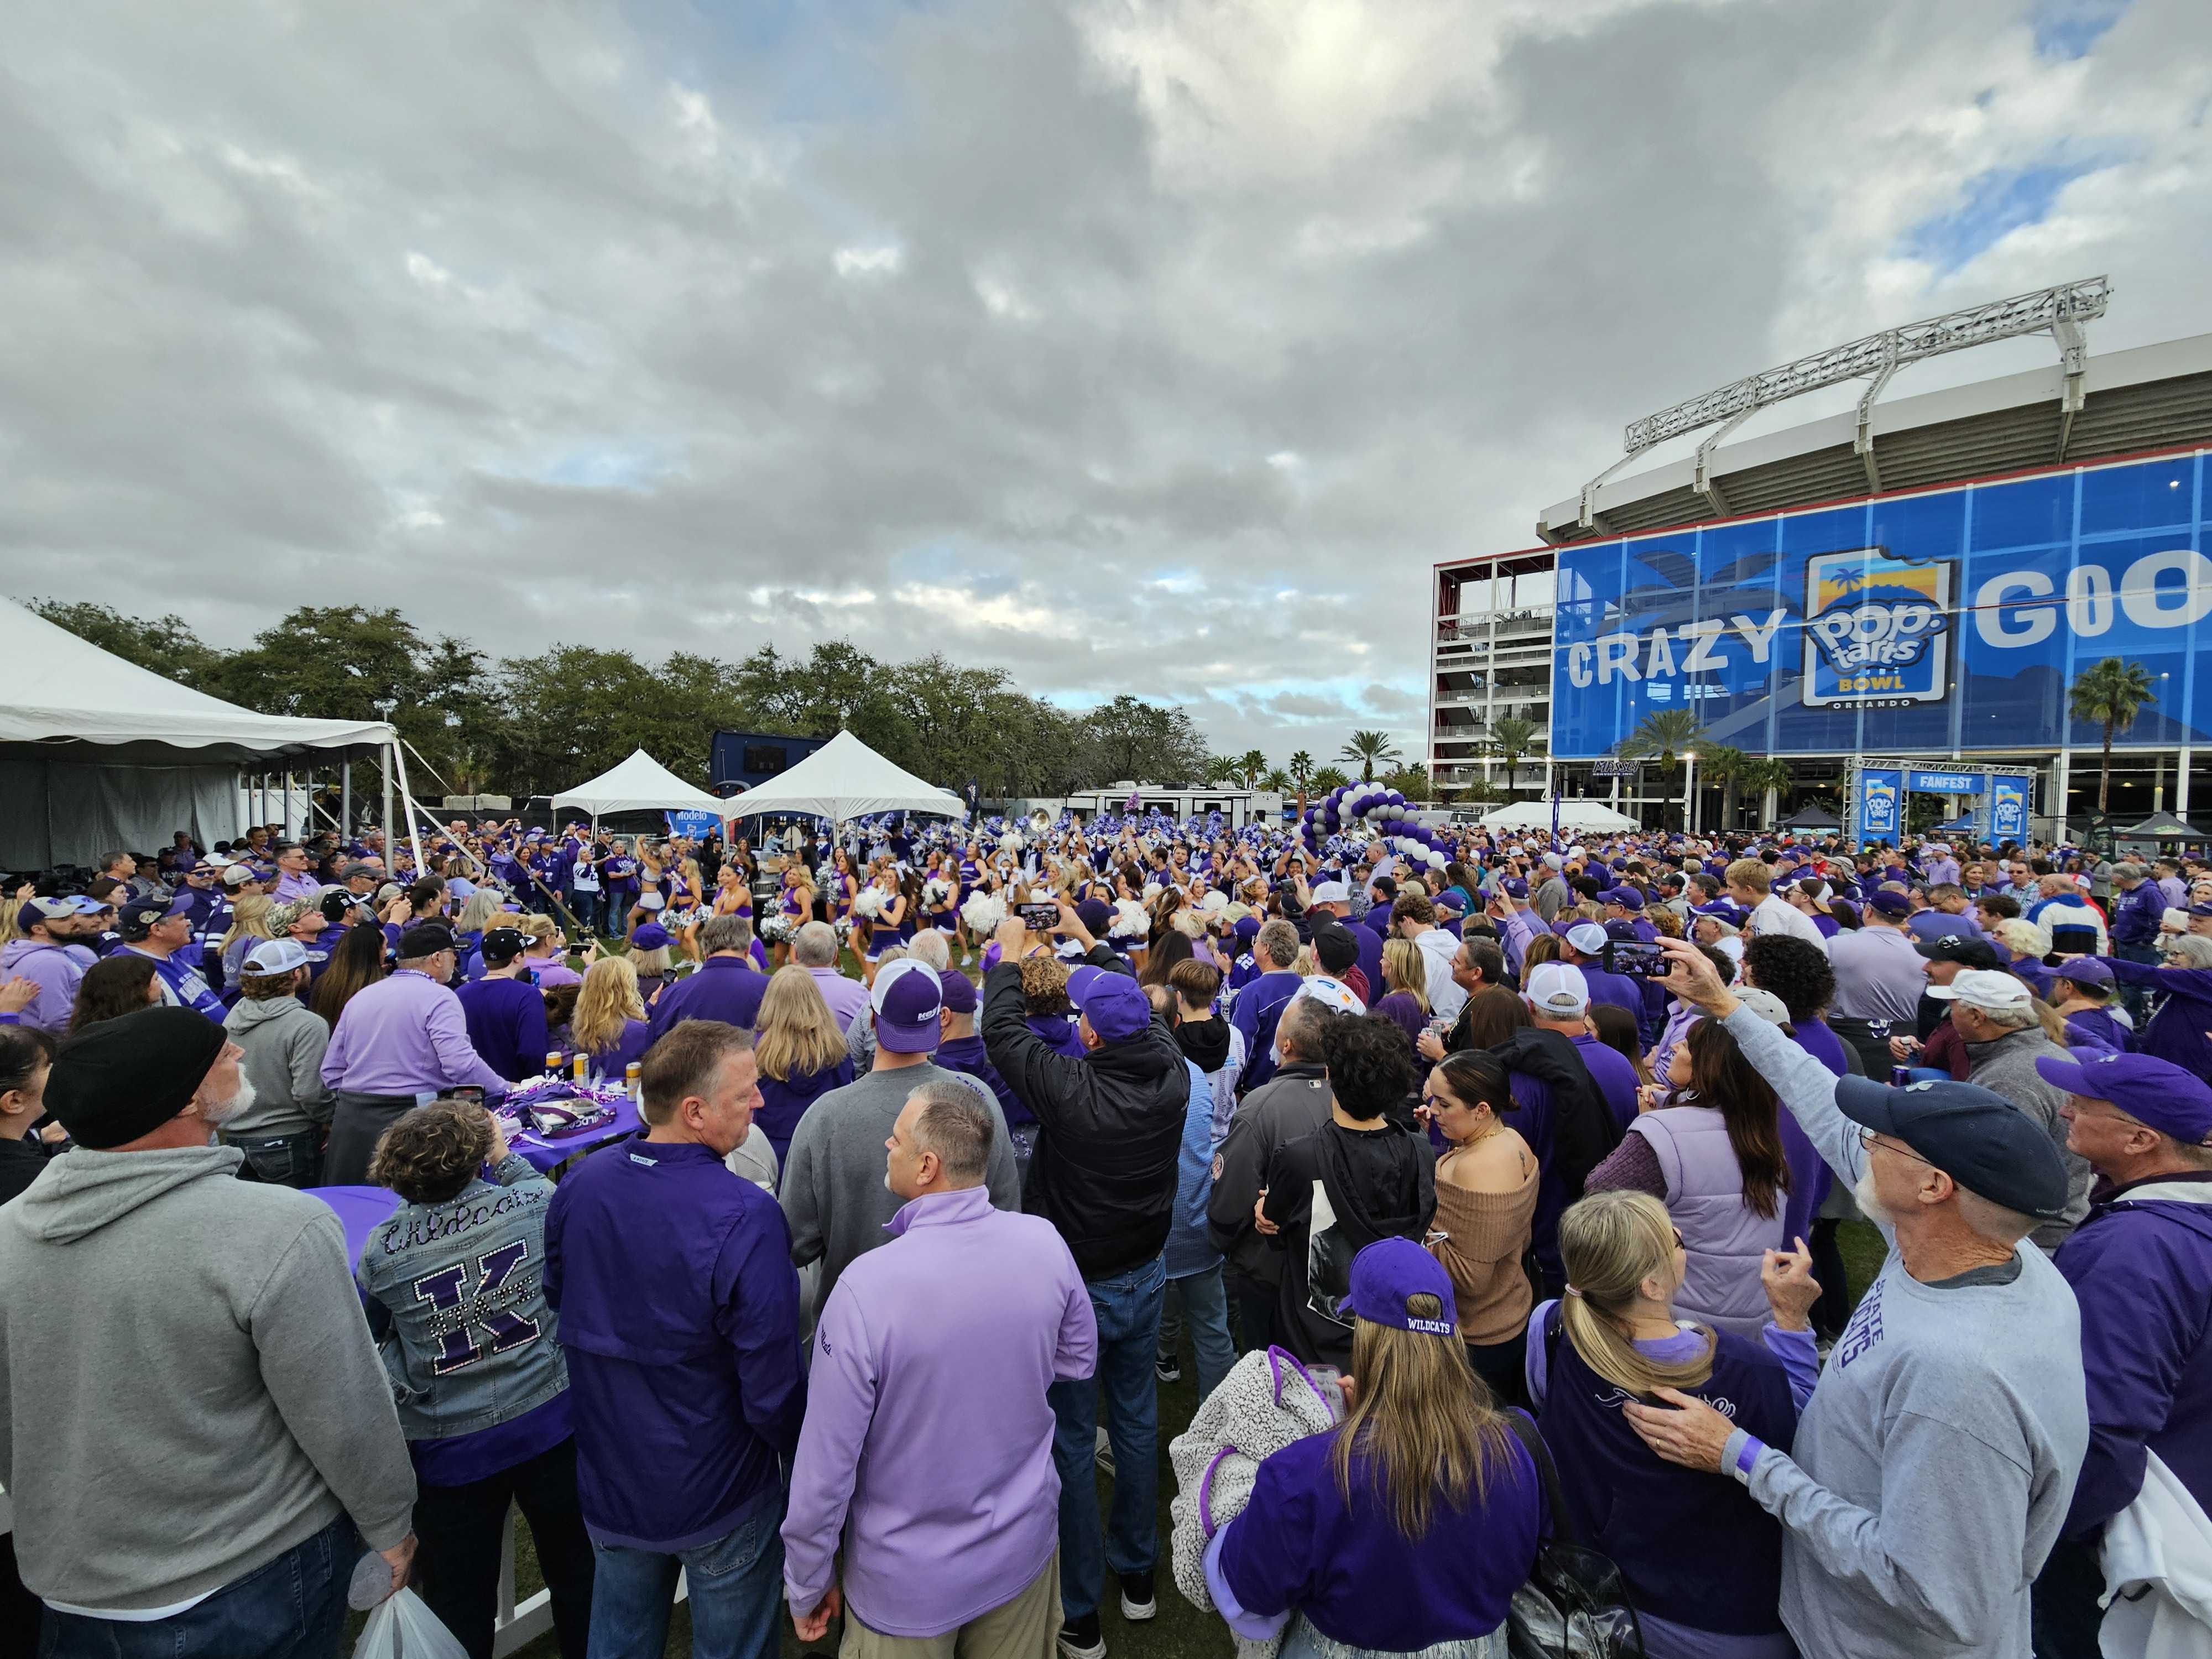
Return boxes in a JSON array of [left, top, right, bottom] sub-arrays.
[[552, 749, 737, 824], [0, 597, 399, 869], [720, 730, 967, 823], [1478, 799, 1643, 834]]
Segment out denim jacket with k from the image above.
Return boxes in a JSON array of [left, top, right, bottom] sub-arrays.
[[355, 1154, 568, 1441]]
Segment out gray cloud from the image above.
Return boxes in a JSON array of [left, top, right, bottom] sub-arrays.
[[2, 0, 2206, 767]]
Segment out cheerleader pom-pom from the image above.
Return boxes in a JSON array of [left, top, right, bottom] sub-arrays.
[[853, 888, 886, 919], [1109, 899, 1149, 940], [961, 891, 1006, 934], [922, 877, 951, 907]]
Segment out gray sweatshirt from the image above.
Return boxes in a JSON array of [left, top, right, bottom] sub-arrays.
[[1963, 1026, 2093, 1250], [0, 1145, 415, 1610], [1718, 1004, 2089, 1659], [780, 1060, 1019, 1320], [225, 993, 338, 1136]]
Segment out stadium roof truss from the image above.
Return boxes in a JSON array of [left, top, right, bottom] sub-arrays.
[[1578, 276, 2111, 528]]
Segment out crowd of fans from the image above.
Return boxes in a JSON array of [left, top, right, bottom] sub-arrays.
[[0, 811, 2205, 1659]]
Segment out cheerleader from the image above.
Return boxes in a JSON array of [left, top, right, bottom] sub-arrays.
[[825, 847, 859, 924], [921, 853, 963, 961]]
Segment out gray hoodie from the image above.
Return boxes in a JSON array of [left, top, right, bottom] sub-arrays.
[[1963, 1025, 2093, 1251], [224, 993, 337, 1137], [0, 1145, 414, 1611]]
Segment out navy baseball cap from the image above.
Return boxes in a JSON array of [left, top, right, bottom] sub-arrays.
[[872, 960, 945, 1051], [1345, 1238, 1458, 1335], [1066, 963, 1151, 1043], [397, 921, 456, 958], [2036, 1050, 2212, 1145], [479, 927, 527, 966], [1833, 1074, 2071, 1218], [118, 893, 194, 941]]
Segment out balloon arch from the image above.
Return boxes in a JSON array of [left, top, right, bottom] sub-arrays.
[[1299, 782, 1452, 873]]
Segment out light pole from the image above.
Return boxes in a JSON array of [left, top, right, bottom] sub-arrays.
[[1682, 753, 1698, 834]]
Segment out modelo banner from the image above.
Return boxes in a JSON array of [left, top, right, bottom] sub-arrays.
[[1858, 767, 1903, 846], [1550, 450, 2211, 758], [666, 810, 724, 838]]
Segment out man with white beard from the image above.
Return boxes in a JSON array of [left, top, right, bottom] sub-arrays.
[[1621, 940, 2089, 1659], [0, 1006, 417, 1658]]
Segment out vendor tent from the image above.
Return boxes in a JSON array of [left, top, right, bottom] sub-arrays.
[[0, 597, 397, 869], [718, 729, 966, 823], [1777, 805, 1843, 830], [552, 749, 737, 821], [1478, 799, 1641, 833]]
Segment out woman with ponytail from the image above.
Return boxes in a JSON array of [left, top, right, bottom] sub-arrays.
[[1420, 1051, 1538, 1406], [1584, 1013, 1793, 1337], [1527, 1191, 1814, 1659]]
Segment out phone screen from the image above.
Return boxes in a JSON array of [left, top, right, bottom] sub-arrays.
[[1606, 940, 1667, 977], [1018, 902, 1061, 928]]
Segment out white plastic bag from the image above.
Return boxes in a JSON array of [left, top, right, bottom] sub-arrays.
[[352, 1587, 469, 1659]]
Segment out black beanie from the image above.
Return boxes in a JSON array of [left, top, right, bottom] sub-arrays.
[[48, 1006, 228, 1149]]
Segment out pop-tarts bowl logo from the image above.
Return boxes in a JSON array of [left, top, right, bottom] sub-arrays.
[[1863, 778, 1898, 834], [1801, 548, 1954, 708]]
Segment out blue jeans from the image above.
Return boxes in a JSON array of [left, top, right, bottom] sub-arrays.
[[586, 1497, 784, 1659], [568, 891, 602, 933], [1159, 1263, 1237, 1402], [38, 1514, 351, 1659], [1050, 1254, 1166, 1621]]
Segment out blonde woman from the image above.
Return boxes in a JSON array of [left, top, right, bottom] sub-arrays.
[[452, 886, 507, 971], [570, 954, 651, 1081], [217, 893, 278, 989], [1371, 936, 1432, 1048], [1208, 1238, 1544, 1658], [518, 914, 581, 989], [1526, 1190, 1814, 1659], [749, 966, 855, 1168]]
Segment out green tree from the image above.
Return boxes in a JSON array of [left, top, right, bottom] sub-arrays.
[[1287, 750, 1315, 790], [28, 599, 221, 686], [1085, 695, 1212, 785], [1378, 761, 1432, 800], [2069, 657, 2159, 813], [1337, 729, 1402, 782], [1741, 757, 1796, 827], [1698, 744, 1752, 831], [1486, 717, 1542, 792], [1310, 765, 1352, 791], [1235, 748, 1269, 788], [1618, 710, 1707, 827], [1260, 768, 1292, 793]]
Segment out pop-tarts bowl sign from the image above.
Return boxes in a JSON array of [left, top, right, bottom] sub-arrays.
[[1550, 450, 2212, 759]]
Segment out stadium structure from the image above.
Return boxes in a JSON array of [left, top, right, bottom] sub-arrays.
[[1430, 278, 2212, 841]]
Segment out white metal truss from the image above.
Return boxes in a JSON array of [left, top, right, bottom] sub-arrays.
[[1578, 276, 2111, 528]]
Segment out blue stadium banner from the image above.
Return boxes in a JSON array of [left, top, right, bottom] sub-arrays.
[[1905, 768, 1981, 794], [1551, 450, 2211, 759], [666, 810, 723, 838], [1858, 768, 1904, 845], [1989, 774, 2032, 841]]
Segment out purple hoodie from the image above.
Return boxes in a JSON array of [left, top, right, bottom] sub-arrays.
[[0, 938, 81, 1034]]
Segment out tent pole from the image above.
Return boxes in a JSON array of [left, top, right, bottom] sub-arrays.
[[392, 740, 427, 877], [342, 760, 352, 838], [283, 769, 294, 837], [382, 743, 396, 874]]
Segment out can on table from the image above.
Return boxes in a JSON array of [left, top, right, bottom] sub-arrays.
[[1891, 1067, 1913, 1087]]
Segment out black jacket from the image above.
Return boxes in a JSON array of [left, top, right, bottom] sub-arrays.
[[982, 947, 1189, 1279], [1493, 1027, 1621, 1202], [1262, 1118, 1437, 1366], [1206, 1061, 1332, 1282]]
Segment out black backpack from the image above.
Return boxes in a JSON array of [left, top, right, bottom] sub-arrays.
[[1499, 1408, 1646, 1659]]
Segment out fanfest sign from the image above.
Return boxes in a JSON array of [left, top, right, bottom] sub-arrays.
[[1550, 449, 2212, 759]]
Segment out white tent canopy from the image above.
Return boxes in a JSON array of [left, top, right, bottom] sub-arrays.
[[0, 597, 393, 754], [1478, 799, 1643, 833], [721, 729, 966, 822], [552, 749, 735, 820]]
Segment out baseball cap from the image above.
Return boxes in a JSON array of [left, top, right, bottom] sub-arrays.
[[1527, 962, 1590, 1018], [1500, 877, 1529, 899], [222, 865, 258, 887], [1344, 1237, 1458, 1335], [1310, 880, 1350, 905], [1833, 1074, 2071, 1217], [118, 894, 193, 941], [2052, 957, 2114, 989], [1065, 963, 1152, 1043], [241, 938, 314, 976], [1866, 890, 1912, 919], [630, 923, 671, 951], [1925, 968, 2032, 1009], [871, 959, 946, 1052], [1296, 974, 1365, 1015], [2034, 1050, 2212, 1145], [479, 927, 527, 966], [15, 896, 76, 932], [1733, 987, 1791, 1026], [1605, 886, 1646, 911], [1565, 922, 1609, 956], [397, 921, 456, 958], [1913, 933, 2002, 969], [937, 970, 979, 1015]]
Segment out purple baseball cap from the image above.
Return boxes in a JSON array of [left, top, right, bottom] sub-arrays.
[[630, 923, 671, 951], [2052, 957, 2113, 987], [1345, 1237, 1457, 1335], [1066, 963, 1151, 1043], [2036, 1050, 2212, 1145], [937, 970, 978, 1015], [870, 959, 945, 1052], [1866, 890, 1912, 919]]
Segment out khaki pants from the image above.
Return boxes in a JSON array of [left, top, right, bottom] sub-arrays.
[[839, 1552, 1060, 1659]]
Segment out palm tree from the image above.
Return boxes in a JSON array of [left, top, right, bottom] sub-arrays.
[[1618, 710, 1706, 826], [1287, 750, 1315, 790], [1338, 730, 1402, 782], [1260, 767, 1292, 793], [1699, 744, 1751, 830], [1743, 757, 1796, 827], [2069, 657, 2159, 813], [1236, 748, 1269, 788], [1311, 765, 1352, 791], [1487, 717, 1542, 794]]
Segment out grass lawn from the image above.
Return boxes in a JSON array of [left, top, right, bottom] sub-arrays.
[[486, 1221, 1891, 1659]]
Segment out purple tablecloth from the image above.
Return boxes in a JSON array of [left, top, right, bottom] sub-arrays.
[[507, 1093, 643, 1172], [307, 1185, 402, 1265]]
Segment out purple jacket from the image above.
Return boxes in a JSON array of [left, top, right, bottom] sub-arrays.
[[806, 967, 870, 1034], [781, 1186, 1094, 1635], [1627, 1107, 1787, 1338], [2098, 956, 2212, 1079], [2053, 1172, 2212, 1539], [545, 1139, 804, 1549], [0, 938, 81, 1034], [646, 956, 768, 1042], [2109, 881, 2168, 947], [322, 968, 509, 1097]]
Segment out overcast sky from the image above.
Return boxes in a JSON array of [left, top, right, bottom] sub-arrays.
[[3, 0, 2206, 765]]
